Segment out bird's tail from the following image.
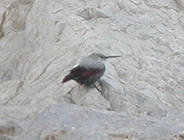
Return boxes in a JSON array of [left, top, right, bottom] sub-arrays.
[[62, 73, 74, 83]]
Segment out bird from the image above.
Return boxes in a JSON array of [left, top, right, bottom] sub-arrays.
[[62, 53, 121, 87]]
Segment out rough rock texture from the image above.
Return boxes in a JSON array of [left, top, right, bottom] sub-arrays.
[[1, 0, 184, 139]]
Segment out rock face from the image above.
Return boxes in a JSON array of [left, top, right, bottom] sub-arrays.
[[1, 0, 184, 139]]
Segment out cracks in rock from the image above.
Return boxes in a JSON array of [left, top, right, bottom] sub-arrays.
[[0, 12, 6, 40], [130, 0, 142, 5], [128, 45, 142, 70], [116, 0, 123, 10], [109, 133, 132, 139], [3, 81, 24, 105], [111, 63, 122, 79], [24, 52, 61, 83], [22, 0, 36, 27], [174, 93, 184, 105], [65, 87, 75, 104], [144, 0, 180, 12], [15, 81, 24, 93], [116, 0, 146, 16], [31, 61, 53, 83], [80, 7, 110, 20], [3, 0, 36, 32], [174, 0, 184, 11], [66, 19, 88, 39], [153, 91, 171, 108]]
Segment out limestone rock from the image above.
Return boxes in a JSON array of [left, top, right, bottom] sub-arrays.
[[80, 7, 109, 20], [1, 0, 184, 139]]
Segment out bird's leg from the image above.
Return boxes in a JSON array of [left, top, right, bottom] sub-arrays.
[[98, 80, 106, 95], [93, 84, 103, 94]]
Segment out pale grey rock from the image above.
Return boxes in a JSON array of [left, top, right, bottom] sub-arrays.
[[80, 7, 109, 20], [1, 0, 184, 139]]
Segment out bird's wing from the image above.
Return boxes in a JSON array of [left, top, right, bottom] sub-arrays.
[[62, 67, 82, 83], [71, 66, 102, 78], [81, 69, 101, 77]]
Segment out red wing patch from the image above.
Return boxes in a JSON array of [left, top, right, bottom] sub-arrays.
[[81, 69, 101, 77]]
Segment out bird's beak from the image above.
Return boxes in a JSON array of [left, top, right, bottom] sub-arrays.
[[101, 55, 122, 59]]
